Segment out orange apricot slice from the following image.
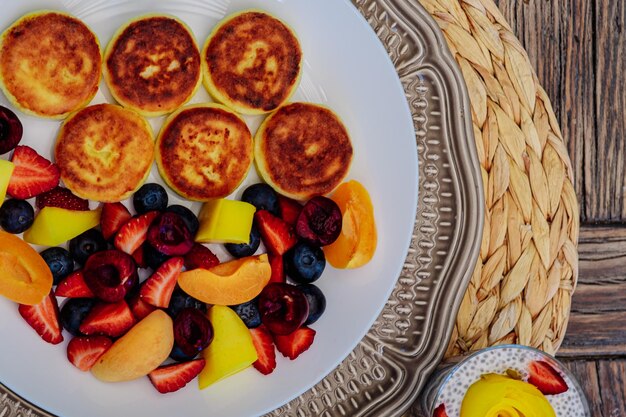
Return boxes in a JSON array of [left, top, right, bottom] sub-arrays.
[[177, 254, 271, 305], [323, 180, 377, 268], [0, 231, 53, 305]]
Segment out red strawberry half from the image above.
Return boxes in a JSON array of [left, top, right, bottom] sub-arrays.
[[7, 145, 59, 199], [184, 243, 219, 270], [278, 195, 302, 226], [148, 359, 206, 394], [140, 257, 184, 308], [101, 202, 132, 240], [55, 270, 95, 298], [250, 326, 276, 375], [255, 210, 298, 255], [433, 403, 448, 417], [67, 336, 112, 371], [273, 326, 315, 360], [528, 360, 568, 395], [268, 252, 285, 284], [36, 186, 89, 211], [114, 211, 159, 254], [128, 294, 156, 321], [79, 300, 136, 338], [18, 292, 63, 344]]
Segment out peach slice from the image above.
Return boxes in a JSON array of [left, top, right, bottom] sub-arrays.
[[177, 254, 271, 305], [0, 231, 53, 305], [91, 310, 173, 382], [323, 180, 377, 269]]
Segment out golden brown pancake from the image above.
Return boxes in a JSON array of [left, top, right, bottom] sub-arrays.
[[104, 14, 201, 117], [156, 103, 253, 201], [255, 102, 353, 200], [202, 10, 302, 115], [55, 104, 154, 202], [0, 11, 101, 119]]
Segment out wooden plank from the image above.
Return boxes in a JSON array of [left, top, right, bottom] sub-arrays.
[[578, 226, 626, 283], [494, 0, 593, 219], [597, 360, 626, 417], [558, 311, 626, 357], [560, 360, 604, 417], [592, 0, 626, 221]]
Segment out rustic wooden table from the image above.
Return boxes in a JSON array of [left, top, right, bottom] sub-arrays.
[[493, 1, 626, 415]]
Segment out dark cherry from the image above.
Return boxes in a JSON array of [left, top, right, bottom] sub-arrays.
[[298, 284, 327, 325], [83, 250, 138, 302], [147, 212, 193, 256], [295, 196, 342, 246], [258, 283, 309, 335], [173, 307, 214, 357], [0, 105, 23, 155]]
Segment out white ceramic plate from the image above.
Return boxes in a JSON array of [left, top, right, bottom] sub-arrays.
[[0, 0, 418, 416]]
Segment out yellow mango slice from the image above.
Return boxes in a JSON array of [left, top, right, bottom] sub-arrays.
[[23, 206, 101, 246], [91, 310, 174, 382], [460, 374, 556, 417], [195, 199, 255, 244], [199, 305, 257, 389], [0, 160, 15, 202], [0, 231, 53, 305], [178, 254, 271, 305]]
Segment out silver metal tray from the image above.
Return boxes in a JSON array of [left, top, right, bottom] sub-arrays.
[[0, 1, 483, 416]]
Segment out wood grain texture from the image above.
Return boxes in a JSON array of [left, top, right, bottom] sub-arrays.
[[562, 360, 604, 417]]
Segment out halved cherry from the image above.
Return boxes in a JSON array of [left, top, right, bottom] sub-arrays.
[[258, 283, 309, 335], [0, 105, 23, 155], [83, 250, 138, 302], [296, 196, 342, 246], [173, 307, 213, 357], [147, 212, 193, 256]]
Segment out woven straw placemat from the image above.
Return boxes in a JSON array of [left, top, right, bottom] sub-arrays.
[[417, 0, 580, 358]]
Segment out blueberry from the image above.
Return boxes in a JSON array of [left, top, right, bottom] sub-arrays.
[[165, 205, 199, 236], [224, 222, 261, 258], [241, 183, 279, 215], [69, 228, 107, 265], [298, 284, 326, 325], [284, 241, 325, 284], [167, 288, 207, 319], [40, 247, 74, 285], [60, 298, 96, 336], [230, 298, 261, 328], [143, 243, 171, 270], [170, 343, 198, 362], [0, 199, 34, 233], [133, 183, 168, 214]]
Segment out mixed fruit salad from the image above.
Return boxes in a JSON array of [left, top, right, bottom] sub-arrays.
[[0, 103, 377, 394]]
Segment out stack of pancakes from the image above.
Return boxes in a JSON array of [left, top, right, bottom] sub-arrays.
[[0, 9, 353, 203]]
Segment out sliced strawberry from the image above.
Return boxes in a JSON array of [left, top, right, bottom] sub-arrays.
[[250, 326, 276, 375], [67, 336, 112, 371], [101, 202, 132, 240], [55, 270, 95, 298], [114, 211, 159, 254], [273, 326, 315, 360], [79, 300, 136, 338], [268, 252, 285, 284], [148, 359, 206, 394], [36, 186, 89, 211], [128, 294, 157, 321], [433, 403, 448, 417], [277, 195, 302, 226], [183, 243, 219, 270], [255, 210, 298, 255], [528, 360, 568, 395], [132, 245, 148, 268], [7, 145, 59, 199], [140, 257, 184, 308], [18, 292, 63, 344]]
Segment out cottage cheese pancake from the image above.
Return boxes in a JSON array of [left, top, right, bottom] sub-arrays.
[[156, 103, 253, 201], [0, 11, 101, 119], [202, 10, 302, 115], [55, 104, 154, 202], [255, 102, 353, 200], [104, 15, 201, 116]]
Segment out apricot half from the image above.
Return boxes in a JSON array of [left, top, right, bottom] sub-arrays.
[[0, 231, 53, 305], [177, 254, 271, 305], [323, 180, 377, 268], [91, 310, 174, 382]]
